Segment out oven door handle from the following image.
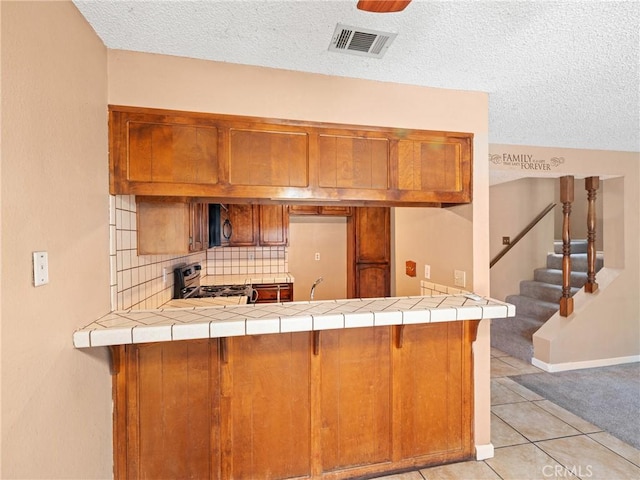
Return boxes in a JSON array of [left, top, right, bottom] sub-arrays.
[[249, 287, 259, 303]]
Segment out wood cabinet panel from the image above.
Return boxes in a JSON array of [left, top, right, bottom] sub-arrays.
[[253, 283, 293, 303], [229, 128, 309, 187], [288, 205, 353, 216], [223, 333, 311, 479], [320, 327, 392, 472], [355, 263, 390, 299], [127, 120, 218, 184], [354, 207, 390, 264], [395, 322, 474, 460], [122, 340, 219, 480], [398, 138, 461, 192], [259, 205, 289, 246], [318, 135, 389, 190], [227, 204, 258, 246], [137, 199, 208, 254]]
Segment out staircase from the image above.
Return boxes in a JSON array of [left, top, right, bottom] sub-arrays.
[[491, 240, 604, 362]]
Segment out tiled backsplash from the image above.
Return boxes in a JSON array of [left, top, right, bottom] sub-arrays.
[[111, 195, 289, 311], [420, 280, 470, 296]]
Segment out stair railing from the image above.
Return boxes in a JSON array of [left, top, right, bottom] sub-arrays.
[[559, 175, 574, 317], [585, 176, 600, 293], [489, 203, 557, 268]]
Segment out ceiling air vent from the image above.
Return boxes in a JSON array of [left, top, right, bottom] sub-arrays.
[[328, 23, 397, 59]]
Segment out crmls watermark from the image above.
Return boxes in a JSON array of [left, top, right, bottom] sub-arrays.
[[542, 464, 593, 477]]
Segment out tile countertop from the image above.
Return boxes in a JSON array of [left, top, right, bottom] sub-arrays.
[[201, 273, 295, 286], [73, 294, 515, 349]]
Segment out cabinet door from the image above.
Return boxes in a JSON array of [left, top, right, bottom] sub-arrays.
[[394, 322, 474, 461], [259, 205, 289, 246], [320, 327, 392, 472], [227, 204, 258, 246], [189, 203, 209, 252], [355, 263, 390, 299], [222, 333, 311, 479], [253, 283, 293, 303], [120, 340, 220, 480], [396, 135, 471, 202], [354, 207, 390, 263], [137, 200, 190, 255], [126, 118, 219, 185], [318, 134, 389, 190], [288, 204, 320, 215], [319, 205, 353, 216]]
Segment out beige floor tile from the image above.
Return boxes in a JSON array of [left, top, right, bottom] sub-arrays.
[[491, 379, 529, 405], [588, 432, 640, 468], [485, 443, 573, 480], [494, 377, 544, 401], [491, 357, 521, 378], [498, 355, 543, 374], [492, 402, 582, 442], [533, 399, 602, 434], [492, 413, 529, 448], [537, 435, 640, 480], [420, 460, 500, 479], [491, 347, 509, 358], [372, 471, 425, 480]]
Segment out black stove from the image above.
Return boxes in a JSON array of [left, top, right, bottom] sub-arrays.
[[173, 263, 257, 302]]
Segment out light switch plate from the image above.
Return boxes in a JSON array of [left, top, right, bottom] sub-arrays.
[[454, 269, 466, 287], [424, 264, 431, 279], [33, 251, 49, 286]]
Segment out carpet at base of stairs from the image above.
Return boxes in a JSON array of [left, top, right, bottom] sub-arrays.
[[491, 315, 543, 362]]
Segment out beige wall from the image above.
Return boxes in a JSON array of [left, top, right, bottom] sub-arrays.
[[490, 145, 640, 367], [1, 2, 112, 478], [288, 216, 347, 301], [107, 50, 493, 451], [489, 178, 556, 301]]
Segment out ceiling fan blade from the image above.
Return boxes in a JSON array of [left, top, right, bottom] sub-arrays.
[[357, 0, 411, 13]]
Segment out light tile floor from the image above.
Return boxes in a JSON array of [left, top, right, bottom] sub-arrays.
[[374, 348, 640, 480]]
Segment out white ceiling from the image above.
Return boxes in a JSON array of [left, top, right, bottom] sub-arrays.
[[74, 0, 639, 153]]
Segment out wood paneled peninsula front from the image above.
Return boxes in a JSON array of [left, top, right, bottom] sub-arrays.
[[74, 295, 514, 480]]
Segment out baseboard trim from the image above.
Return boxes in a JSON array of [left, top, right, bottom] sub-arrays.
[[531, 354, 640, 372], [475, 443, 494, 460]]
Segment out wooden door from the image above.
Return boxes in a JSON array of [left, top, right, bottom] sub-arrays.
[[259, 205, 289, 246], [227, 204, 258, 246], [120, 340, 220, 479], [394, 322, 475, 461], [319, 327, 392, 472], [221, 333, 311, 479]]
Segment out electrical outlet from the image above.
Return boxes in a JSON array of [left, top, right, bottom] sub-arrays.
[[454, 270, 466, 287], [424, 264, 431, 279], [502, 236, 511, 245], [314, 252, 320, 261]]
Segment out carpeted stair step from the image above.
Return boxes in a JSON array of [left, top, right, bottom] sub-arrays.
[[505, 294, 559, 322], [554, 239, 588, 254], [534, 268, 588, 288], [491, 314, 545, 362], [546, 252, 604, 272], [519, 280, 580, 303]]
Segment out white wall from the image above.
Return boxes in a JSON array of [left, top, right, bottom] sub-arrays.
[[1, 2, 112, 477]]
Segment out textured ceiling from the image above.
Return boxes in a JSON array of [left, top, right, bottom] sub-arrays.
[[74, 0, 639, 152]]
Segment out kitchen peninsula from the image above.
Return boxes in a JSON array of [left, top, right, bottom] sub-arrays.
[[74, 294, 514, 480]]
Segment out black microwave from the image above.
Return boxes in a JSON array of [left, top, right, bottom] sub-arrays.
[[208, 204, 231, 248]]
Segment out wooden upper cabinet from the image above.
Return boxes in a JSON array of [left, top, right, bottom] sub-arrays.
[[227, 204, 258, 247], [396, 134, 472, 203], [228, 128, 308, 187], [110, 106, 472, 205], [318, 134, 389, 190], [259, 205, 289, 246], [110, 109, 219, 193]]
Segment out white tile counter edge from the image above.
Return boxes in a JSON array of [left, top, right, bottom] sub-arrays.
[[73, 294, 515, 348]]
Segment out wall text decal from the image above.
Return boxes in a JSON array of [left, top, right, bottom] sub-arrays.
[[489, 153, 565, 171]]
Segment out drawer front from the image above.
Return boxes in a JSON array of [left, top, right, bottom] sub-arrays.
[[253, 283, 293, 303]]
